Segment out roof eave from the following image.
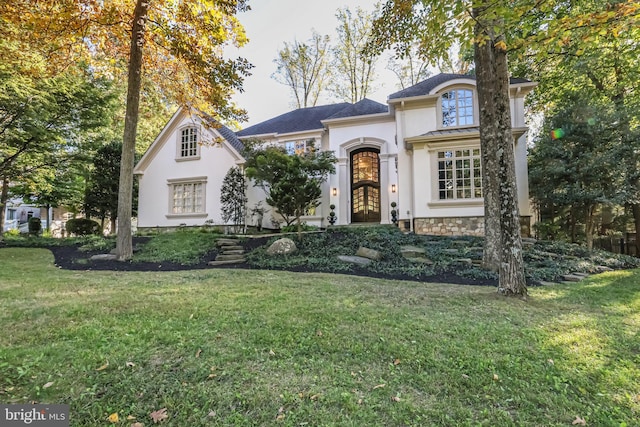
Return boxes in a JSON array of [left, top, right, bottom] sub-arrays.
[[388, 94, 440, 105]]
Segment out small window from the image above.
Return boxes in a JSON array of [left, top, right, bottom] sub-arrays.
[[171, 182, 205, 214], [442, 89, 474, 127], [179, 127, 199, 158], [437, 149, 482, 200], [284, 139, 314, 156]]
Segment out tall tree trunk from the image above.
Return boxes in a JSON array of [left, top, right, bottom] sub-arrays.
[[473, 8, 527, 297], [475, 33, 500, 272], [0, 176, 8, 238], [585, 204, 596, 250], [116, 0, 149, 261], [632, 203, 640, 256]]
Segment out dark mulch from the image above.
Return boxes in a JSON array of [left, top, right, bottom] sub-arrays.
[[43, 236, 498, 286]]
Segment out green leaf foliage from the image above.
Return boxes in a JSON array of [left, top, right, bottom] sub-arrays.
[[244, 143, 337, 234], [220, 166, 247, 227]]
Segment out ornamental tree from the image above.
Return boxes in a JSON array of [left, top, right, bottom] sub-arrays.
[[244, 142, 337, 238]]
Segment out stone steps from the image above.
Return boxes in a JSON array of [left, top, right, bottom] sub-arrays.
[[208, 239, 246, 266]]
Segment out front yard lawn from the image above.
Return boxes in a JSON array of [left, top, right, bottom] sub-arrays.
[[1, 248, 639, 426]]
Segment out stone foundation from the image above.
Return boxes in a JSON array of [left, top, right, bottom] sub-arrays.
[[413, 216, 532, 237], [414, 216, 484, 236]]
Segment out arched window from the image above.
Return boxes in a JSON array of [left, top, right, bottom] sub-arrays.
[[441, 89, 474, 127]]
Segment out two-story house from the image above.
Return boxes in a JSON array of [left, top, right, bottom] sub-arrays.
[[134, 73, 535, 235]]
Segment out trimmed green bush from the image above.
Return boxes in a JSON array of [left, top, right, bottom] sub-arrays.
[[28, 217, 42, 236], [66, 218, 101, 236]]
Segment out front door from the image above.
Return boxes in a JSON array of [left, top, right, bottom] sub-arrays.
[[351, 149, 381, 223]]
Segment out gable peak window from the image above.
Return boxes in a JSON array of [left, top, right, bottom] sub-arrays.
[[179, 127, 199, 158], [442, 89, 474, 127]]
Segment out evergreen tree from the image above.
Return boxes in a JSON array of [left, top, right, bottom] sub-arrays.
[[220, 166, 247, 232]]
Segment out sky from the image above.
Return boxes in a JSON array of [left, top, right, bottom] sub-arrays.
[[227, 0, 399, 127]]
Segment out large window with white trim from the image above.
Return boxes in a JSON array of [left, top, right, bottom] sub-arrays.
[[437, 149, 482, 200], [442, 89, 474, 127], [171, 181, 204, 214], [179, 127, 199, 158]]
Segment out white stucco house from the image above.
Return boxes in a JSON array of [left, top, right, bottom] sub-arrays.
[[134, 73, 536, 236]]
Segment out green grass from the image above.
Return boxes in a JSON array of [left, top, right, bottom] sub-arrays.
[[132, 230, 222, 265], [1, 248, 639, 426]]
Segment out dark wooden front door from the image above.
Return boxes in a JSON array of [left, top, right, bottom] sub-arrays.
[[351, 149, 381, 223]]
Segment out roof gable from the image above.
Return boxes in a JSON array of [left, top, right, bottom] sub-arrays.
[[134, 107, 244, 174]]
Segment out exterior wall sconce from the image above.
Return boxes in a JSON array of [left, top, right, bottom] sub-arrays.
[[332, 187, 337, 196], [391, 184, 397, 193]]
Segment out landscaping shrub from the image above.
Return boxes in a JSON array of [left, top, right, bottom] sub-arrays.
[[66, 218, 101, 236], [78, 235, 115, 252], [28, 217, 41, 236]]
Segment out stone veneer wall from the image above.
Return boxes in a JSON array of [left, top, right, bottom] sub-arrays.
[[413, 216, 532, 237], [413, 217, 484, 236]]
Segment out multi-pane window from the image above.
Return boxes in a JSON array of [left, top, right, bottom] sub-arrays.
[[352, 150, 379, 183], [438, 149, 482, 200], [442, 89, 474, 127], [171, 182, 204, 214], [284, 139, 314, 156], [180, 127, 199, 158]]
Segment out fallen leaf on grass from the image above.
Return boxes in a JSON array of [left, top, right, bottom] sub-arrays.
[[195, 349, 202, 358], [208, 411, 216, 418], [127, 415, 136, 420], [493, 374, 499, 381], [150, 408, 168, 424], [43, 381, 54, 389], [357, 398, 363, 405], [547, 359, 554, 365], [572, 416, 586, 425], [126, 362, 136, 368], [96, 361, 109, 371], [391, 396, 401, 402], [107, 413, 119, 423], [461, 374, 470, 379], [316, 330, 323, 337], [276, 406, 285, 421], [269, 349, 276, 356], [372, 384, 386, 390], [393, 359, 401, 365], [310, 394, 319, 401], [131, 423, 144, 427]]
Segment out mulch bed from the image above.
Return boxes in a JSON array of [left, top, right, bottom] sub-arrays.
[[43, 236, 498, 286]]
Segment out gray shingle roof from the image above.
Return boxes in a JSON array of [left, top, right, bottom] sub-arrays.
[[198, 110, 244, 153], [325, 98, 388, 120], [216, 123, 244, 153], [237, 103, 351, 137], [388, 73, 531, 100]]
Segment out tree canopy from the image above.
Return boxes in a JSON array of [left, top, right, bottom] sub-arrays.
[[272, 31, 332, 109], [244, 142, 336, 237], [331, 7, 380, 103]]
